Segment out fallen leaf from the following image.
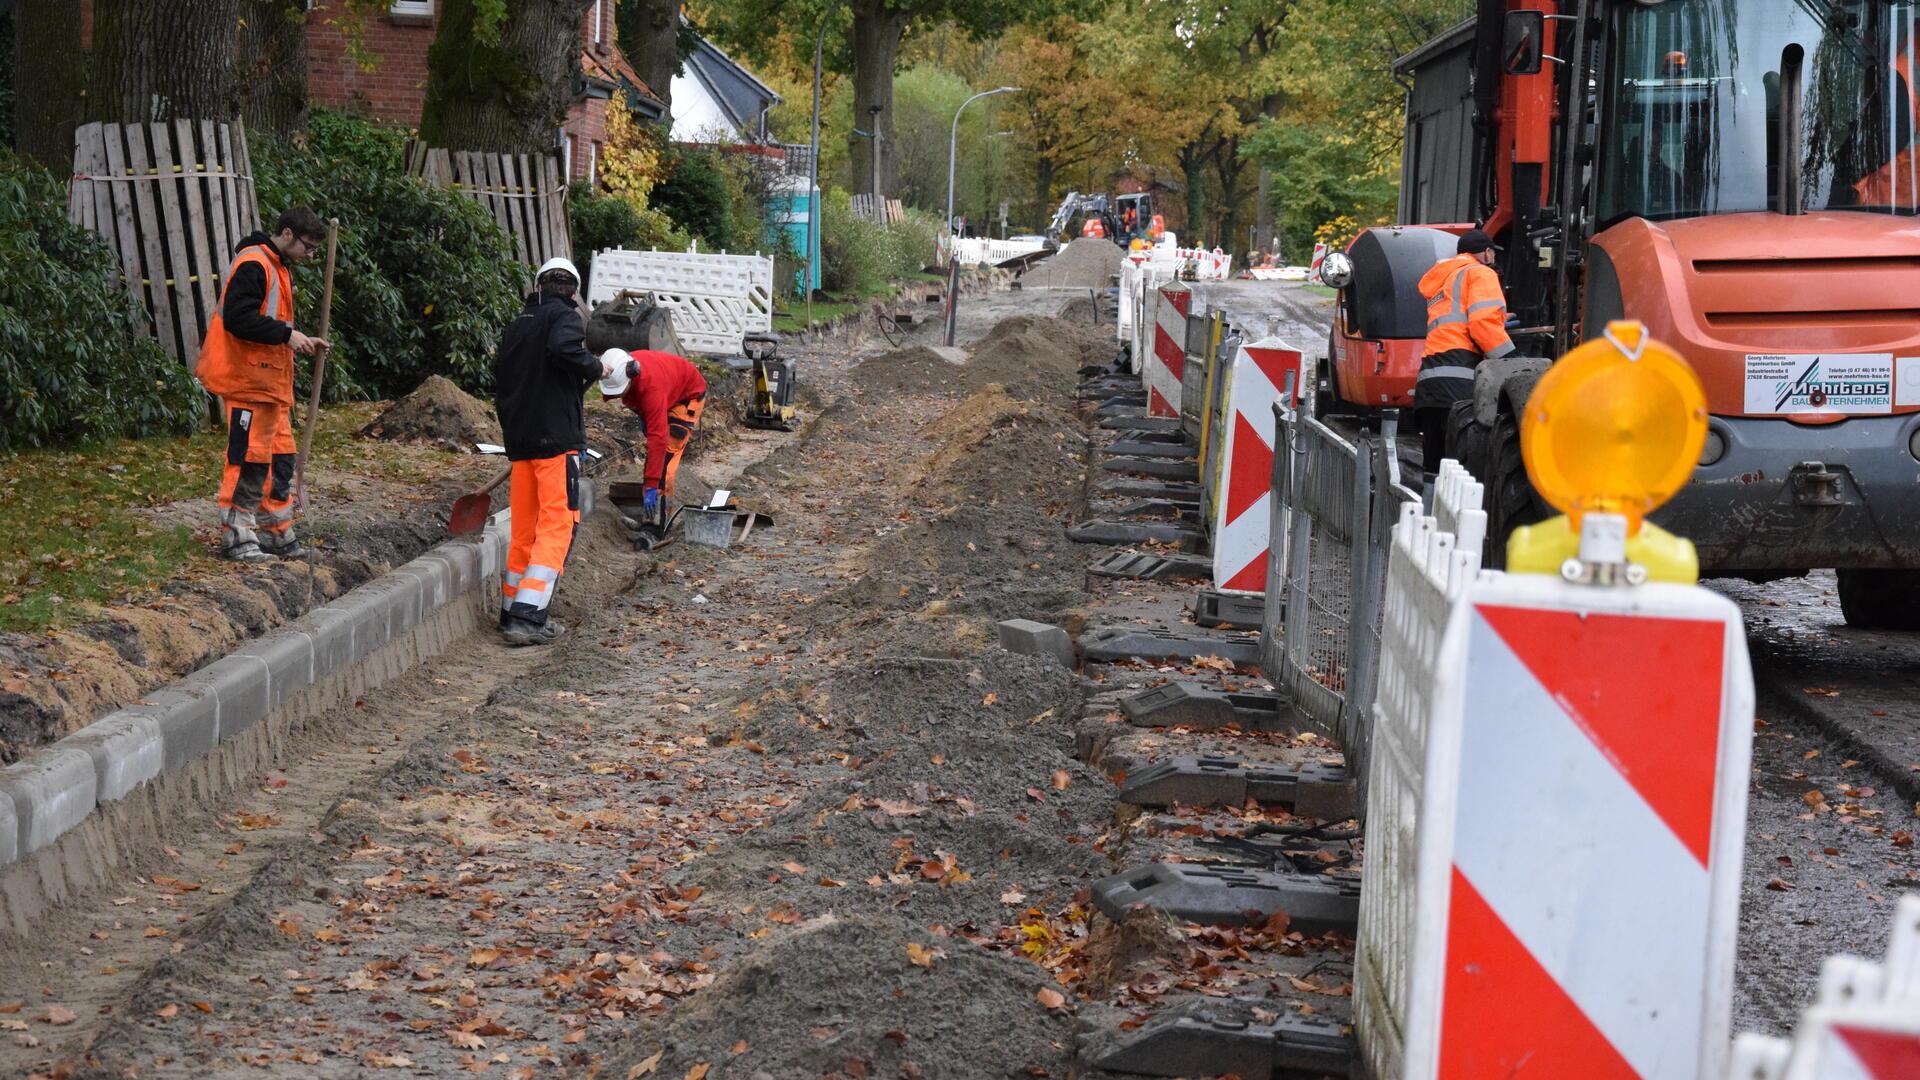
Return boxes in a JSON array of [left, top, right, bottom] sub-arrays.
[[905, 942, 939, 969], [1036, 987, 1067, 1010], [1767, 878, 1795, 891], [684, 1065, 711, 1080], [1894, 830, 1914, 849], [627, 1051, 664, 1078], [1051, 770, 1071, 791], [192, 1001, 213, 1014], [451, 1031, 486, 1050], [1000, 888, 1026, 905], [982, 693, 998, 706], [155, 1003, 179, 1019], [564, 1029, 587, 1044], [44, 1006, 76, 1026], [730, 1040, 748, 1056]]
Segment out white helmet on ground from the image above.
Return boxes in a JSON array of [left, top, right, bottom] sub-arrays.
[[599, 349, 634, 397], [536, 256, 582, 289]]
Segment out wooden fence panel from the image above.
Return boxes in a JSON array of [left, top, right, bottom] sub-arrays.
[[68, 121, 261, 366], [406, 142, 569, 284]]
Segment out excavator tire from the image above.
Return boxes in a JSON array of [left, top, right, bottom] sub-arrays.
[[1477, 410, 1550, 570], [1836, 569, 1920, 630]]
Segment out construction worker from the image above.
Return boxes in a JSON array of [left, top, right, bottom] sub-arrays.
[[194, 208, 332, 563], [599, 348, 709, 520], [493, 257, 616, 646], [1414, 228, 1514, 475]]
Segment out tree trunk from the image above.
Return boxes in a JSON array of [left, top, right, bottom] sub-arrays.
[[88, 0, 241, 123], [616, 0, 679, 119], [1215, 137, 1248, 263], [848, 0, 905, 196], [236, 0, 308, 136], [1033, 157, 1054, 227], [11, 0, 86, 169], [421, 0, 595, 153], [1178, 142, 1207, 247]]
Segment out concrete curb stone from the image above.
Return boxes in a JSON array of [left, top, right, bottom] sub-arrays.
[[231, 630, 315, 710], [304, 606, 356, 680], [0, 749, 98, 855], [136, 684, 221, 770], [184, 654, 270, 741], [60, 711, 164, 803]]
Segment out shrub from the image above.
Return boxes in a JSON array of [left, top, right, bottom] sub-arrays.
[[568, 183, 687, 281], [0, 149, 204, 450], [819, 190, 940, 295], [652, 145, 739, 249], [251, 109, 524, 401]]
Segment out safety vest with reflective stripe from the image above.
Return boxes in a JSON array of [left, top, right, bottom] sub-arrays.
[[1418, 253, 1515, 364], [195, 243, 296, 406]]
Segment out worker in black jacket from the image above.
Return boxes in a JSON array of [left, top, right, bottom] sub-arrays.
[[492, 257, 613, 646]]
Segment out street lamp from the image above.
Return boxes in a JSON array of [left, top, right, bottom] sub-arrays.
[[946, 86, 1021, 240]]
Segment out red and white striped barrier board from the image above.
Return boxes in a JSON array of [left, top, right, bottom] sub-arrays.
[[1145, 281, 1192, 417], [1212, 337, 1304, 593], [1729, 894, 1920, 1079], [1397, 573, 1754, 1079], [1308, 242, 1329, 282]]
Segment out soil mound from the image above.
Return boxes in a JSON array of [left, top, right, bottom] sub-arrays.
[[850, 344, 969, 396], [358, 375, 501, 451], [1019, 236, 1120, 289], [605, 914, 1077, 1080], [1057, 293, 1100, 322], [965, 314, 1113, 399]]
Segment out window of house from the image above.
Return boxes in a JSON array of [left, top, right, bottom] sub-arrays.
[[390, 0, 433, 18]]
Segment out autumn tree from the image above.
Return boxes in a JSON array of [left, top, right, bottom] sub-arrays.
[[9, 0, 86, 169], [420, 0, 597, 152], [705, 0, 1048, 196], [236, 0, 310, 136], [88, 0, 242, 123], [616, 0, 685, 117], [992, 17, 1127, 223]]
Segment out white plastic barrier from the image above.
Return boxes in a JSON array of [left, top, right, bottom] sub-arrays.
[[1211, 337, 1303, 593], [586, 247, 774, 356], [1357, 472, 1757, 1080], [947, 236, 1049, 267], [1729, 894, 1920, 1079], [1118, 254, 1176, 369]]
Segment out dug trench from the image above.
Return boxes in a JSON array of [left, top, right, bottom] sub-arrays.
[[0, 297, 1286, 1079]]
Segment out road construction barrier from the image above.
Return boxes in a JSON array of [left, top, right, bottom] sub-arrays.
[[947, 236, 1050, 267], [1118, 253, 1176, 372], [1262, 402, 1415, 746], [1728, 894, 1920, 1079], [586, 247, 774, 356], [1355, 518, 1755, 1079], [1211, 337, 1305, 594], [1144, 281, 1192, 417], [1308, 242, 1330, 283]]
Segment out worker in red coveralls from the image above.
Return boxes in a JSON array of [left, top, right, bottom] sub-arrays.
[[598, 348, 709, 522]]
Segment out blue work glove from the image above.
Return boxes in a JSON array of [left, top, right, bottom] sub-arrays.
[[642, 488, 661, 516]]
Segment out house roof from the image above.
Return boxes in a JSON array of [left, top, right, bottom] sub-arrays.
[[583, 43, 667, 119], [682, 30, 782, 134]]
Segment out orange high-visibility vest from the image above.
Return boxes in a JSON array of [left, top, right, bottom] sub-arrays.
[[1855, 48, 1919, 208], [195, 244, 296, 406], [1419, 253, 1515, 359]]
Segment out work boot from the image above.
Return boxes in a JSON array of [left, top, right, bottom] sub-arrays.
[[262, 537, 307, 560], [501, 617, 564, 647], [219, 541, 274, 564]]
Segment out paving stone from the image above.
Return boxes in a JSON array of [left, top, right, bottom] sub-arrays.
[[0, 748, 97, 856], [996, 619, 1076, 670], [59, 711, 164, 803], [1083, 997, 1352, 1080], [1092, 861, 1361, 934]]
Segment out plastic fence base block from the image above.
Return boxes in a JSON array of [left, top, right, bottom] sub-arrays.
[[1083, 998, 1353, 1080], [1096, 477, 1203, 500], [1089, 552, 1214, 582], [1105, 438, 1197, 460], [1120, 755, 1354, 819], [1067, 519, 1206, 548], [1100, 415, 1183, 433], [1193, 590, 1269, 630], [1106, 499, 1201, 522], [1118, 683, 1291, 730], [1093, 393, 1149, 411], [1099, 456, 1201, 481], [1080, 626, 1260, 666], [1092, 862, 1362, 934]]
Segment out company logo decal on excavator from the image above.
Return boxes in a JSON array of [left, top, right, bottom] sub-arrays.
[[1744, 355, 1894, 415]]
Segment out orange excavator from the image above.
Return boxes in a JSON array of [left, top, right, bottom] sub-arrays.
[[1322, 0, 1920, 627]]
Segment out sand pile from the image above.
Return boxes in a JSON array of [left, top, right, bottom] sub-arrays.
[[1019, 236, 1121, 289], [358, 374, 501, 451], [849, 344, 971, 396]]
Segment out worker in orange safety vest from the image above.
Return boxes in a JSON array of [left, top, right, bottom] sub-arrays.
[[194, 207, 332, 563], [1414, 228, 1514, 476]]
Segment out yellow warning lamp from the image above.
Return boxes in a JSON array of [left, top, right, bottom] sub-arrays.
[[1506, 321, 1707, 584]]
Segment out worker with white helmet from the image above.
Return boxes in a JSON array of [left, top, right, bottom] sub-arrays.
[[490, 256, 613, 646]]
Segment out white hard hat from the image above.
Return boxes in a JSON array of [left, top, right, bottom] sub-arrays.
[[536, 256, 581, 285], [598, 349, 633, 397]]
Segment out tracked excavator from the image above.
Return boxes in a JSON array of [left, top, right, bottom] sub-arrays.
[[1322, 0, 1920, 627]]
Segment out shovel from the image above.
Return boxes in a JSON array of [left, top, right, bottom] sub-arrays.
[[448, 466, 511, 537]]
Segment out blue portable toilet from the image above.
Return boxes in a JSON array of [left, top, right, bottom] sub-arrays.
[[768, 175, 821, 294]]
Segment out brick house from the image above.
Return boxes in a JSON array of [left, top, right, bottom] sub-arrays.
[[303, 0, 665, 183]]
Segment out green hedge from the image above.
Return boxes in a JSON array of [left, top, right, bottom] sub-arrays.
[[568, 184, 689, 282], [0, 149, 204, 450], [251, 110, 524, 401], [819, 188, 939, 295]]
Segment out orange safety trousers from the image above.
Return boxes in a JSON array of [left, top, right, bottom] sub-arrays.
[[502, 452, 581, 625], [660, 396, 705, 497], [218, 400, 297, 552]]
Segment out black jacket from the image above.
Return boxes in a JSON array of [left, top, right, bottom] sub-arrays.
[[493, 293, 602, 461], [222, 232, 294, 346]]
